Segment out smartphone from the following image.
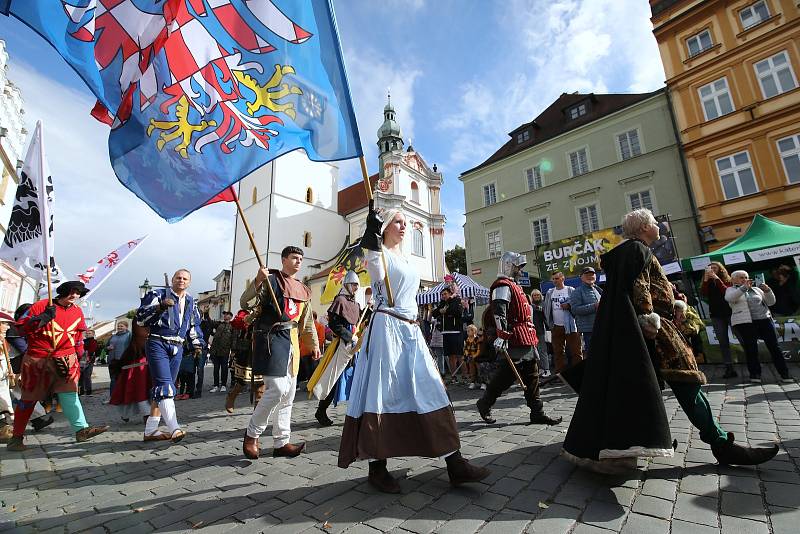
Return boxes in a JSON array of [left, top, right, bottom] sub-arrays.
[[755, 273, 766, 286]]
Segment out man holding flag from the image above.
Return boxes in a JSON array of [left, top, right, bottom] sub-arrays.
[[7, 281, 109, 452]]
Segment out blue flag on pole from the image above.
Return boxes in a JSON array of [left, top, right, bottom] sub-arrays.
[[2, 0, 362, 221]]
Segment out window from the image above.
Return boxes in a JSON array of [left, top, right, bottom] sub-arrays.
[[715, 151, 758, 199], [754, 51, 798, 99], [410, 181, 420, 203], [698, 78, 734, 120], [617, 129, 642, 160], [305, 187, 313, 203], [303, 231, 312, 247], [516, 130, 530, 144], [578, 204, 600, 233], [568, 148, 589, 177], [531, 217, 550, 246], [629, 190, 654, 211], [412, 228, 424, 256], [487, 230, 502, 258], [251, 186, 257, 205], [777, 134, 800, 184], [739, 1, 770, 30], [526, 165, 543, 191], [569, 103, 587, 120], [483, 183, 497, 206], [686, 29, 713, 57]]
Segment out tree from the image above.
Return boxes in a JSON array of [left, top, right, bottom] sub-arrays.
[[445, 245, 467, 274]]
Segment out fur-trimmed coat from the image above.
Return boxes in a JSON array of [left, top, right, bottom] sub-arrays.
[[633, 251, 706, 385]]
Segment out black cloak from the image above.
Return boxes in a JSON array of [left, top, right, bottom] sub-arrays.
[[562, 239, 672, 461]]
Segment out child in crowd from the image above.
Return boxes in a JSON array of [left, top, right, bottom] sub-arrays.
[[463, 324, 481, 389]]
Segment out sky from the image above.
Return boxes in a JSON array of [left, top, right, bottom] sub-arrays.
[[0, 0, 665, 321]]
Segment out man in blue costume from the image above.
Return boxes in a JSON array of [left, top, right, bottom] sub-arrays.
[[136, 269, 204, 442]]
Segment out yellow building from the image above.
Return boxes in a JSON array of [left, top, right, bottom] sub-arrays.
[[651, 0, 800, 249]]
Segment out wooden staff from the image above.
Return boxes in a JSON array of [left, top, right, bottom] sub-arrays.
[[229, 186, 281, 313], [499, 348, 527, 390], [359, 156, 394, 307]]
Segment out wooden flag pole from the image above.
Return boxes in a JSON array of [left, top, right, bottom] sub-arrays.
[[359, 156, 394, 307], [230, 186, 282, 313]]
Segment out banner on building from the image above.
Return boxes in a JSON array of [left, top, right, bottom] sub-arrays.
[[76, 236, 148, 298], [535, 215, 677, 279]]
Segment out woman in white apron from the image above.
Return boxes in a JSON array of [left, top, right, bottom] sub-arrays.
[[338, 202, 490, 493]]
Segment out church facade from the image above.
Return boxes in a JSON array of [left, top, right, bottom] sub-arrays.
[[230, 98, 446, 318]]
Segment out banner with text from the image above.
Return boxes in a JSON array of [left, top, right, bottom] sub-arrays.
[[535, 215, 676, 279]]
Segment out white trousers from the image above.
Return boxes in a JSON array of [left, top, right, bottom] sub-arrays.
[[246, 368, 296, 448]]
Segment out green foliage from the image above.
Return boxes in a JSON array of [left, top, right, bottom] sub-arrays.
[[445, 245, 467, 274]]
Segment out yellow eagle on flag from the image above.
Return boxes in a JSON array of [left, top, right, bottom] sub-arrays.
[[320, 239, 370, 304]]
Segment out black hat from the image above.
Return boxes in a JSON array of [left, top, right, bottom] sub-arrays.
[[581, 266, 596, 274], [56, 281, 89, 298]]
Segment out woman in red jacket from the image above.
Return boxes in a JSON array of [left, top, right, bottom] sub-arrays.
[[700, 262, 737, 378]]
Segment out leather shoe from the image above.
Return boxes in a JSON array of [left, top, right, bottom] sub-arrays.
[[273, 442, 305, 458], [76, 425, 109, 443], [6, 435, 25, 451], [712, 432, 778, 466], [31, 415, 54, 432], [243, 431, 260, 459], [529, 412, 562, 426], [368, 460, 401, 493], [476, 398, 496, 424], [446, 452, 491, 486], [143, 431, 171, 442], [315, 409, 333, 427]]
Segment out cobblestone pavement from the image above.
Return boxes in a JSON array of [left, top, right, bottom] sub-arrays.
[[2, 363, 800, 533]]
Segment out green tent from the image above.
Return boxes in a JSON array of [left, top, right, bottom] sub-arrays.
[[682, 214, 800, 271]]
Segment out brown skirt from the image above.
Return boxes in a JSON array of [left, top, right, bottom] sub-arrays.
[[338, 406, 461, 468]]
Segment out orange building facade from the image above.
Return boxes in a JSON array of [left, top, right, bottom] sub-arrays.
[[651, 0, 800, 250]]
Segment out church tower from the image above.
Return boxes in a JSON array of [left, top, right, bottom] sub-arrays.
[[377, 94, 404, 155]]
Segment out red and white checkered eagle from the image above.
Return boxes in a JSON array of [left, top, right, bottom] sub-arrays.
[[63, 0, 312, 154]]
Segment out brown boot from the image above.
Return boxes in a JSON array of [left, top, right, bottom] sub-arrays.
[[243, 431, 260, 459], [368, 460, 401, 494], [6, 435, 25, 451], [273, 442, 305, 458], [225, 382, 243, 413], [76, 425, 109, 443], [445, 451, 491, 486]]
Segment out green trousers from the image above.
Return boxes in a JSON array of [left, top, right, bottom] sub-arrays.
[[668, 382, 727, 446], [57, 392, 88, 432]]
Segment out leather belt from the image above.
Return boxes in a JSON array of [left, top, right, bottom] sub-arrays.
[[149, 334, 184, 346], [375, 309, 418, 325]]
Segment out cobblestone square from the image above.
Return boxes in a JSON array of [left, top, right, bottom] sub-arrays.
[[2, 363, 799, 533]]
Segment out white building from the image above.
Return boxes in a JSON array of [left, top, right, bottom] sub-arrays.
[[0, 40, 35, 314], [230, 150, 349, 307], [231, 98, 447, 317]]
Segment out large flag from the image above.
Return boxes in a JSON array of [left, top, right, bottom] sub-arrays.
[[320, 238, 370, 304], [76, 235, 148, 298], [2, 0, 363, 222], [0, 121, 64, 287]]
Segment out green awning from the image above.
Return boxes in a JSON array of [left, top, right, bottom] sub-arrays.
[[682, 214, 800, 271]]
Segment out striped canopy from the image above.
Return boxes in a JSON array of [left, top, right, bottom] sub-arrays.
[[416, 272, 490, 305]]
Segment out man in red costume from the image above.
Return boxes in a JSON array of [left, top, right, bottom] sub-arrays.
[[6, 281, 108, 451], [476, 251, 562, 426]]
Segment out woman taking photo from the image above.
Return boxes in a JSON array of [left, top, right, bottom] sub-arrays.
[[339, 202, 489, 493], [725, 270, 793, 383], [700, 262, 737, 378]]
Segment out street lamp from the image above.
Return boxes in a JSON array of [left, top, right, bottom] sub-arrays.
[[138, 278, 151, 299]]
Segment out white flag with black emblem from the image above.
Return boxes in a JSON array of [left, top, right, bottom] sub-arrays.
[[0, 121, 63, 286]]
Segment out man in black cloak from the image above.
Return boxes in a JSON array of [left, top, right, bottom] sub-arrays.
[[562, 209, 778, 473]]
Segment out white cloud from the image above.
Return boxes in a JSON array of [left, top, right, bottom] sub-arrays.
[[338, 46, 422, 184], [436, 0, 664, 249], [8, 61, 235, 321]]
